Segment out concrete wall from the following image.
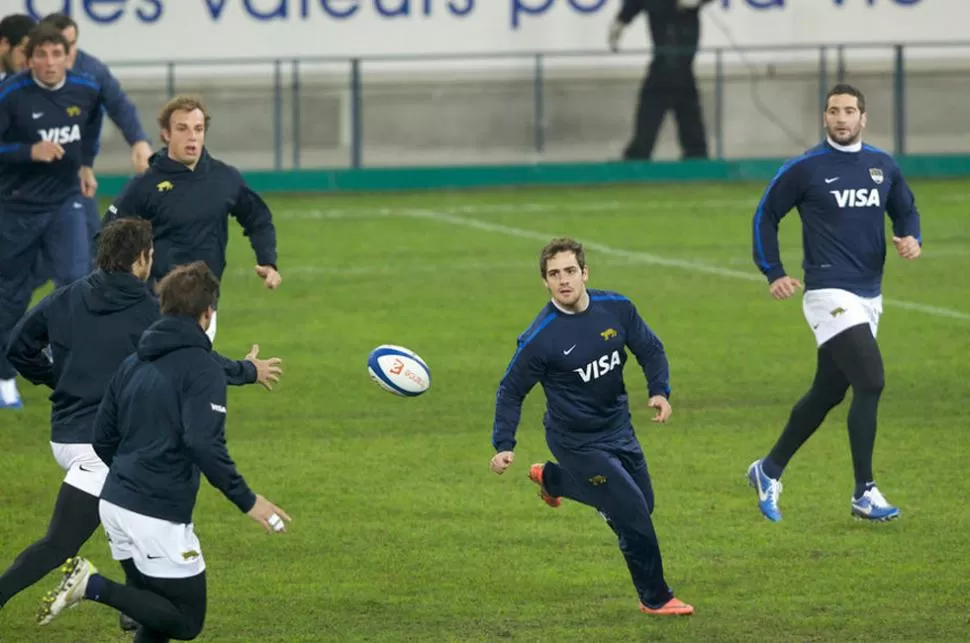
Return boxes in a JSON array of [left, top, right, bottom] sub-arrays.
[[92, 58, 970, 174]]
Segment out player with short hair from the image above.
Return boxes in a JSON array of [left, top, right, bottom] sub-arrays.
[[489, 238, 693, 617], [0, 13, 35, 81], [0, 23, 103, 410], [39, 13, 152, 170], [38, 12, 152, 250], [0, 219, 281, 619], [747, 83, 922, 523], [37, 260, 290, 640], [104, 95, 281, 343]]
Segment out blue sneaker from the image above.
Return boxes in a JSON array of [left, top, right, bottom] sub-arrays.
[[747, 459, 783, 522], [851, 486, 900, 522]]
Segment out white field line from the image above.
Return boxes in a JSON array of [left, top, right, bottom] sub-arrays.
[[397, 208, 970, 322], [273, 197, 758, 220]]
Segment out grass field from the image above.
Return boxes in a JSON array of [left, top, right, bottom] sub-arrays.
[[1, 179, 968, 642]]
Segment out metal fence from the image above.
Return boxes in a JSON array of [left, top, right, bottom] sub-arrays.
[[93, 42, 970, 173]]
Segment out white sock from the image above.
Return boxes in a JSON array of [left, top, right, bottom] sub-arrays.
[[0, 378, 20, 405]]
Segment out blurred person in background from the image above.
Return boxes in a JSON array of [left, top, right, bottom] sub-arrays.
[[0, 24, 103, 410], [609, 0, 713, 161], [0, 14, 35, 81], [29, 13, 152, 272]]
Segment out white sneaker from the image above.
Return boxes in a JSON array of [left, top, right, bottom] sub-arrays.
[[0, 378, 22, 410], [37, 557, 97, 625], [851, 486, 900, 522]]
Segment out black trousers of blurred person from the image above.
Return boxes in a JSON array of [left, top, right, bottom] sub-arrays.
[[624, 9, 708, 160]]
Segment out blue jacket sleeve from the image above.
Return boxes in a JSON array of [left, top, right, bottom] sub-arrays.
[[886, 164, 922, 244], [93, 369, 122, 467], [81, 95, 103, 167], [230, 171, 278, 268], [182, 364, 257, 513], [753, 158, 807, 283], [210, 352, 258, 387], [5, 295, 55, 388], [86, 54, 149, 146], [491, 338, 545, 452], [620, 300, 671, 398], [0, 92, 31, 163]]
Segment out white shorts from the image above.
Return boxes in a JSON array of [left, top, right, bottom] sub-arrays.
[[802, 288, 882, 347], [50, 442, 108, 497], [99, 499, 206, 579]]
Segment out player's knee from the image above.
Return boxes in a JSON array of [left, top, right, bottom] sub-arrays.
[[808, 381, 848, 409], [40, 531, 82, 562], [822, 387, 849, 408], [173, 614, 205, 640], [853, 379, 884, 399], [852, 367, 884, 397]]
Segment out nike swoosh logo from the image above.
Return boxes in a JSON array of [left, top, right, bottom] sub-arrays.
[[824, 177, 839, 184], [146, 554, 164, 560], [563, 345, 576, 355], [756, 478, 769, 502], [32, 112, 43, 119], [78, 465, 94, 473]]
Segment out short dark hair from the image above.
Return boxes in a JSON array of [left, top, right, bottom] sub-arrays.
[[157, 261, 220, 319], [39, 12, 77, 34], [96, 219, 153, 273], [24, 23, 69, 59], [540, 238, 586, 277], [825, 83, 866, 113], [0, 14, 36, 47]]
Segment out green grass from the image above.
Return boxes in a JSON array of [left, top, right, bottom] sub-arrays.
[[1, 180, 969, 641]]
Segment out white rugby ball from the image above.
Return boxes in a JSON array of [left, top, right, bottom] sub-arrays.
[[367, 344, 431, 397]]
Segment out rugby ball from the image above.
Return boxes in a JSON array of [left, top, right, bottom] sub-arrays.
[[367, 344, 431, 397]]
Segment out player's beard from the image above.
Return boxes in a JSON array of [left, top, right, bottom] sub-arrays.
[[828, 123, 862, 146]]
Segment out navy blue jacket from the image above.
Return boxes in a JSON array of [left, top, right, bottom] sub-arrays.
[[105, 149, 278, 282], [73, 49, 149, 149], [94, 315, 257, 524], [752, 140, 922, 297], [6, 270, 258, 444], [0, 70, 102, 212], [492, 289, 670, 452]]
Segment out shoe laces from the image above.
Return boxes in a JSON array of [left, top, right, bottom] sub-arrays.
[[865, 486, 890, 507]]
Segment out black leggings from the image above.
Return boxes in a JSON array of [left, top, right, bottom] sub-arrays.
[[768, 322, 885, 484], [0, 482, 100, 607], [91, 561, 207, 642]]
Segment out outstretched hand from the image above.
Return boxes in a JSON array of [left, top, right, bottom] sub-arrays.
[[245, 344, 283, 390]]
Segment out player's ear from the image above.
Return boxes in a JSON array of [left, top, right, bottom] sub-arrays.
[[860, 112, 867, 129], [582, 265, 589, 282]]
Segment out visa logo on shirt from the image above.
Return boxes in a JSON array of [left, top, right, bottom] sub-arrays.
[[574, 350, 621, 383], [830, 188, 881, 208], [38, 125, 81, 145]]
